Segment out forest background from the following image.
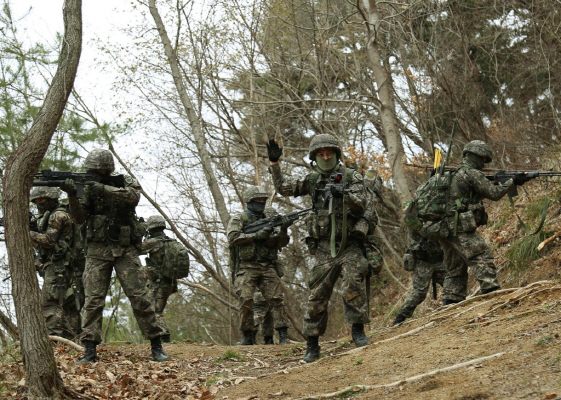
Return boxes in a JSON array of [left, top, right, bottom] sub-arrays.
[[0, 0, 560, 348]]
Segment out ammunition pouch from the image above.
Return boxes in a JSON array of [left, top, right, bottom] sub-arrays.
[[119, 225, 131, 246], [87, 215, 107, 242], [455, 210, 477, 233], [317, 209, 330, 237], [403, 252, 415, 272], [419, 220, 450, 241], [238, 243, 257, 261], [468, 203, 488, 227]]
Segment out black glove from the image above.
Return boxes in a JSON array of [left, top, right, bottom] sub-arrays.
[[254, 226, 273, 240], [281, 216, 293, 230], [266, 138, 283, 162], [60, 178, 77, 197], [329, 184, 345, 198], [89, 182, 106, 197], [512, 172, 531, 186]]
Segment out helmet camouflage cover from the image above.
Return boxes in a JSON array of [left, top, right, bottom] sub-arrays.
[[84, 149, 115, 172], [146, 215, 166, 231], [243, 185, 268, 203], [308, 133, 342, 160], [30, 187, 61, 202], [462, 140, 493, 162]]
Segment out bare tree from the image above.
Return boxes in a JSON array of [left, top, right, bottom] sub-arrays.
[[1, 0, 82, 398]]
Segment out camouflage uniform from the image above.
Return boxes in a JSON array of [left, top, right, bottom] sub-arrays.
[[227, 187, 290, 344], [65, 150, 166, 347], [139, 216, 176, 340], [436, 141, 513, 303], [269, 135, 370, 339], [394, 232, 445, 322], [253, 291, 274, 340], [30, 187, 82, 339]]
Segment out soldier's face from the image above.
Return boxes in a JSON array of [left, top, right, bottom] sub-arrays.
[[316, 148, 335, 160]]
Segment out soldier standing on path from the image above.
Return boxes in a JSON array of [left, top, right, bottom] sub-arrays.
[[267, 134, 371, 363], [436, 140, 515, 304], [61, 149, 169, 363], [139, 215, 178, 343], [393, 231, 446, 325], [30, 187, 82, 339], [227, 186, 291, 346]]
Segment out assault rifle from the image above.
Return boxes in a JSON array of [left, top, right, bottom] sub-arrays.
[[0, 211, 38, 232], [242, 208, 313, 234], [33, 169, 126, 198], [485, 170, 561, 196], [321, 172, 349, 215]]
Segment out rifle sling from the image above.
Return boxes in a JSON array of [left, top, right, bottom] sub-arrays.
[[507, 187, 549, 235]]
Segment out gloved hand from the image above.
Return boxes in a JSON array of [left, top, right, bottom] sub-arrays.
[[512, 172, 531, 186], [266, 138, 283, 162], [89, 182, 106, 197], [254, 226, 273, 240], [281, 215, 293, 230], [60, 178, 77, 197], [329, 184, 345, 198]]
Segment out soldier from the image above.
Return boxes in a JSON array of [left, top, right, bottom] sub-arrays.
[[139, 215, 177, 343], [61, 149, 169, 363], [393, 232, 445, 325], [436, 140, 515, 304], [227, 186, 291, 346], [30, 187, 82, 339], [267, 134, 370, 363]]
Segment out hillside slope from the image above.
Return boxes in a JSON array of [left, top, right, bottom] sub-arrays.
[[2, 281, 561, 399]]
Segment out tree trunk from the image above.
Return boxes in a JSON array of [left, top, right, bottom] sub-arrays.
[[361, 0, 412, 204], [148, 0, 231, 229], [1, 0, 82, 398]]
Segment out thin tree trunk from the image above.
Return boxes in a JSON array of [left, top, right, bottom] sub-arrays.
[[361, 0, 412, 204], [148, 0, 230, 229], [0, 0, 82, 398], [0, 308, 18, 341]]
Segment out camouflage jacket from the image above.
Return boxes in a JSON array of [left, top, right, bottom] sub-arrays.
[[67, 174, 142, 259], [451, 159, 513, 207], [269, 163, 367, 240], [227, 210, 289, 266], [30, 206, 74, 264], [139, 233, 167, 278]]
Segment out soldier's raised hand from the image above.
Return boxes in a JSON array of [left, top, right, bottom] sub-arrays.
[[60, 178, 77, 197], [266, 138, 283, 162]]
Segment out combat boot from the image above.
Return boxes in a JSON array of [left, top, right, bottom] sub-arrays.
[[481, 286, 500, 295], [161, 334, 171, 343], [264, 335, 274, 345], [392, 314, 407, 326], [77, 340, 97, 364], [303, 336, 320, 363], [442, 299, 459, 306], [351, 323, 370, 347], [252, 330, 258, 344], [151, 336, 171, 362], [277, 327, 290, 345], [236, 330, 254, 345]]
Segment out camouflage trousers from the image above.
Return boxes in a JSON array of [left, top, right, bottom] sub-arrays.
[[81, 246, 166, 344], [150, 276, 177, 337], [41, 261, 81, 339], [396, 260, 446, 319], [234, 264, 288, 332], [253, 291, 274, 338], [438, 231, 500, 303], [303, 240, 369, 337]]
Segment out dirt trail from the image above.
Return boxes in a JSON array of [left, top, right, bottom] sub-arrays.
[[1, 281, 560, 399]]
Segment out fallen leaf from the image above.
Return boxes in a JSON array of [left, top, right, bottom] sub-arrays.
[[268, 391, 285, 397], [106, 370, 116, 383], [544, 395, 558, 399], [235, 377, 245, 385]]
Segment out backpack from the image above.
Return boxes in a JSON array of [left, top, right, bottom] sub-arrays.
[[404, 170, 457, 235], [161, 238, 190, 279]]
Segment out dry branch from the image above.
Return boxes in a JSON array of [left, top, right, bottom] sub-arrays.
[[295, 352, 505, 399]]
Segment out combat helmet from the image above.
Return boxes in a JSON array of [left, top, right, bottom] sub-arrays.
[[30, 187, 61, 202], [84, 149, 115, 172], [146, 215, 166, 231], [463, 140, 493, 163], [243, 186, 268, 204], [308, 134, 342, 160]]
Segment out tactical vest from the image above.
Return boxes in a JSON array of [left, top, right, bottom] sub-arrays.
[[84, 177, 142, 245], [307, 166, 359, 240], [235, 212, 279, 264]]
